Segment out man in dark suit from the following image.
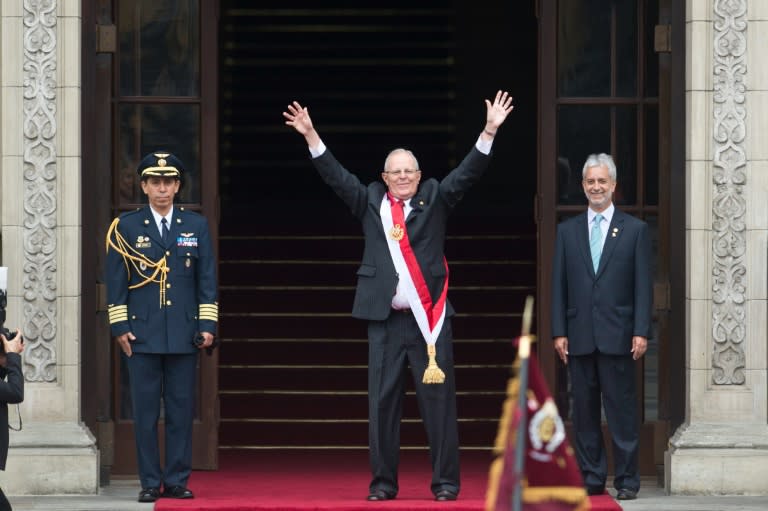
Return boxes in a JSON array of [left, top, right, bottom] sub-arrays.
[[105, 152, 218, 503], [550, 153, 652, 501], [283, 91, 514, 502]]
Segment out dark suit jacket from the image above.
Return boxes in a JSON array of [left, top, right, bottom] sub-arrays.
[[311, 147, 491, 321], [0, 352, 24, 470], [106, 206, 218, 353], [550, 208, 652, 355]]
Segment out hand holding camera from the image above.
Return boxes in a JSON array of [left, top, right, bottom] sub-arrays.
[[0, 328, 23, 355], [0, 268, 21, 356]]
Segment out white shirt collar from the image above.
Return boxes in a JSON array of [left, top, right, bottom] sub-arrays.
[[588, 203, 614, 224], [150, 205, 174, 234]]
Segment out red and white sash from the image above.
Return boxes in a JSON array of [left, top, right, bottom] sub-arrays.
[[380, 193, 449, 346]]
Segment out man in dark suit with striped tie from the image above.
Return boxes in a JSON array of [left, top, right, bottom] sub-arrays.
[[550, 153, 653, 501], [283, 91, 514, 502]]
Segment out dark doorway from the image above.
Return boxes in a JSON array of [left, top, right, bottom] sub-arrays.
[[219, 1, 536, 226], [217, 0, 538, 451], [82, 0, 220, 477], [536, 0, 684, 478]]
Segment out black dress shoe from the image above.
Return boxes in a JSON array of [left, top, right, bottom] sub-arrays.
[[138, 488, 160, 503], [616, 488, 637, 500], [434, 489, 458, 501], [586, 485, 605, 496], [366, 489, 395, 501], [162, 485, 195, 499]]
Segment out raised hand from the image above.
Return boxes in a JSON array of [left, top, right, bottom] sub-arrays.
[[283, 101, 321, 148], [283, 101, 314, 134], [484, 90, 514, 133]]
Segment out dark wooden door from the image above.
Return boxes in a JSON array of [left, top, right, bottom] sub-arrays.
[[83, 0, 220, 476], [215, 0, 538, 451], [536, 0, 683, 476]]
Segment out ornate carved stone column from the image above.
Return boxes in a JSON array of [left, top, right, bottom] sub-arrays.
[[666, 0, 768, 494], [0, 0, 98, 495]]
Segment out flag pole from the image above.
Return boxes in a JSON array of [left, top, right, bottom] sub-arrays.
[[512, 296, 534, 511]]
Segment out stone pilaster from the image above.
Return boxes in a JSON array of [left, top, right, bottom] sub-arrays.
[[666, 0, 768, 495], [0, 0, 98, 495]]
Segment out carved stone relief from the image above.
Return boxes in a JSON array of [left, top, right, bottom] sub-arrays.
[[22, 0, 58, 382], [711, 0, 747, 385]]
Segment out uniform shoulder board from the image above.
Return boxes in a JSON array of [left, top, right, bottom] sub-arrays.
[[119, 208, 144, 220]]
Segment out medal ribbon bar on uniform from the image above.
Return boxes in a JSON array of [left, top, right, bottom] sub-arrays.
[[381, 192, 449, 384]]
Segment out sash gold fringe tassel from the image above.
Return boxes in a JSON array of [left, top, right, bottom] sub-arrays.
[[422, 344, 445, 384]]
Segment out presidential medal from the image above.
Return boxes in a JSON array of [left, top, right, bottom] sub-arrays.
[[389, 224, 404, 241]]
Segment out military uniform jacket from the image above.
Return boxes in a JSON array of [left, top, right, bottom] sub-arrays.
[[106, 206, 218, 354], [312, 147, 491, 321]]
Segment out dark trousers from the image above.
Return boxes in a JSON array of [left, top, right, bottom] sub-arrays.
[[367, 311, 460, 496], [568, 351, 640, 492], [124, 352, 198, 490], [0, 487, 10, 511]]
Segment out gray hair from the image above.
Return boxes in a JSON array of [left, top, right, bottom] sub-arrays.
[[384, 148, 419, 172], [582, 153, 617, 181]]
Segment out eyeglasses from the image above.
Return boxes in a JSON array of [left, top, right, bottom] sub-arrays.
[[384, 169, 420, 176]]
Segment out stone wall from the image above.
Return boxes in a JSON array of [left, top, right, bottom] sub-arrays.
[[0, 0, 97, 495], [666, 0, 768, 495]]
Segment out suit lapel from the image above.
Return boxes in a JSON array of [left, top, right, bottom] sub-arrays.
[[370, 185, 386, 218], [166, 212, 180, 248], [141, 207, 164, 248], [141, 206, 185, 249], [574, 212, 594, 276], [406, 192, 426, 224], [595, 210, 625, 277], [371, 185, 425, 224], [167, 209, 190, 248]]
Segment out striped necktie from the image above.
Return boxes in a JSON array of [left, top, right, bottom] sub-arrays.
[[590, 214, 603, 272]]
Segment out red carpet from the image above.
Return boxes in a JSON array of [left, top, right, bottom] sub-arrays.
[[155, 451, 620, 511]]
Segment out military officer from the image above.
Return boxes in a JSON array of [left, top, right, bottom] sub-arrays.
[[105, 151, 218, 503]]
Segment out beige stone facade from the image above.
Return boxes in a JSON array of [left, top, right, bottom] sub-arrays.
[[665, 0, 768, 495], [0, 0, 766, 497]]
